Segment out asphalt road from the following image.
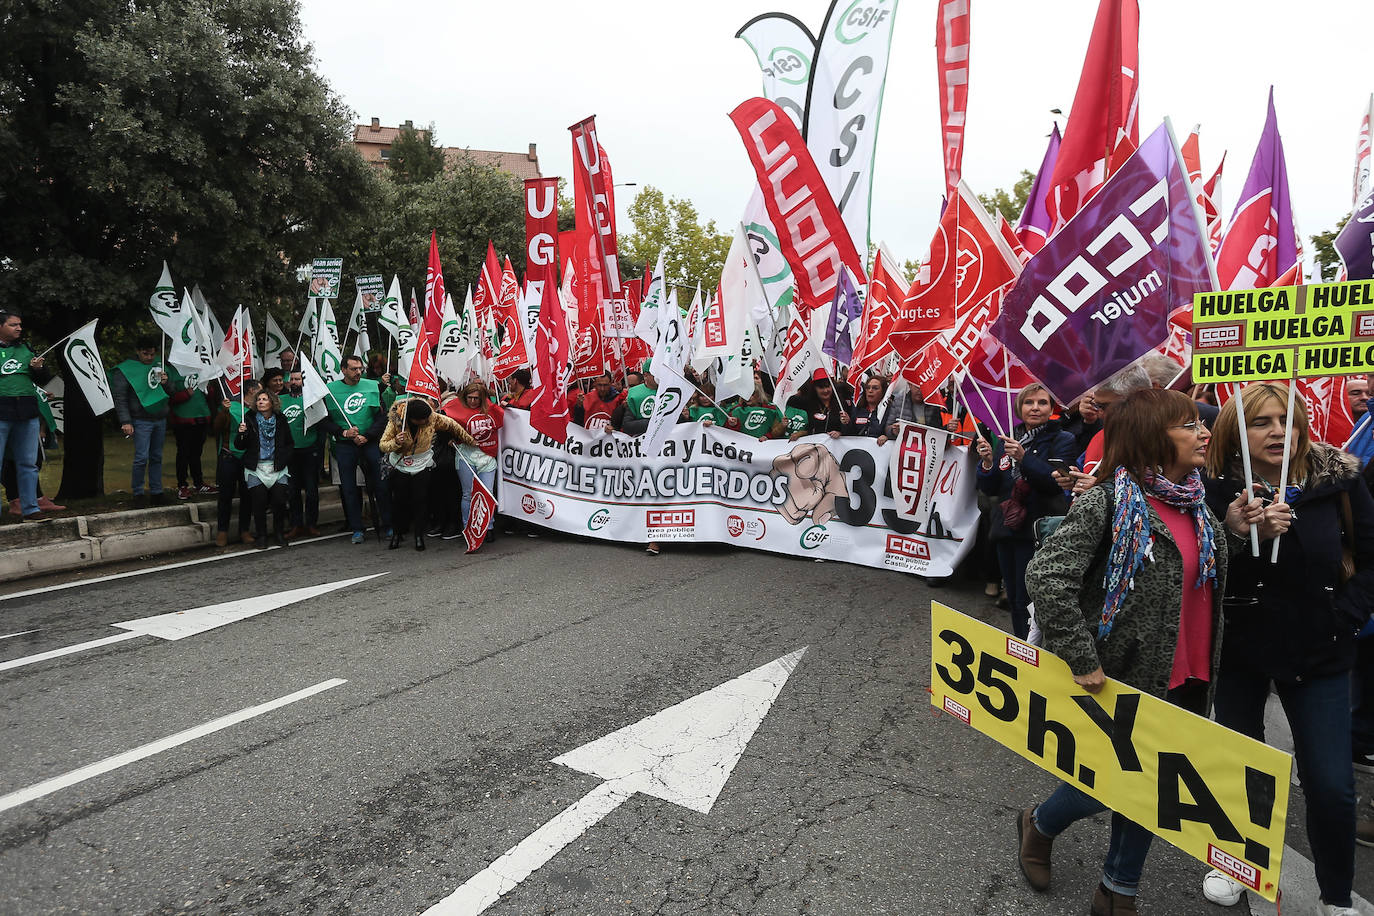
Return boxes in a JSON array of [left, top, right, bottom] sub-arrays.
[[0, 530, 1369, 915]]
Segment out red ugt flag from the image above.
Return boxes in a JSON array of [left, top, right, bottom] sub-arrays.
[[530, 265, 572, 442], [462, 466, 498, 553]]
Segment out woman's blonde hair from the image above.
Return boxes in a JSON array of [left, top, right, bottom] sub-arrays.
[[1014, 383, 1054, 421], [1204, 383, 1311, 483]]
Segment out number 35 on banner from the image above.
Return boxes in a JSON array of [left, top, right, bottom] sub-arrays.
[[928, 603, 1292, 901]]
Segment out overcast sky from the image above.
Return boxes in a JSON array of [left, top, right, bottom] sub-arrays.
[[298, 0, 1370, 273]]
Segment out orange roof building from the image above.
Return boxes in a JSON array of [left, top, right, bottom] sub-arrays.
[[353, 118, 541, 180]]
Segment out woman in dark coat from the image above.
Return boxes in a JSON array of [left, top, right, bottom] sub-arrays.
[[234, 389, 294, 548], [976, 383, 1077, 639], [1199, 383, 1374, 914]]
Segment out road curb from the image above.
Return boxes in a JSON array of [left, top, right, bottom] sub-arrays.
[[0, 491, 346, 583]]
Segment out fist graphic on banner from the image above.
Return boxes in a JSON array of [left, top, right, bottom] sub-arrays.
[[771, 442, 849, 526]]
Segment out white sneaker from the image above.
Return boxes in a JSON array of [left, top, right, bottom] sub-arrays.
[[1321, 903, 1360, 916], [1201, 869, 1244, 906]]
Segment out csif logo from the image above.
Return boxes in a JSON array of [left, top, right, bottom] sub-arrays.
[[282, 403, 302, 420], [835, 0, 892, 43], [344, 392, 367, 412], [766, 46, 811, 85], [587, 508, 611, 531], [0, 358, 21, 375], [147, 367, 163, 388], [800, 525, 830, 549]]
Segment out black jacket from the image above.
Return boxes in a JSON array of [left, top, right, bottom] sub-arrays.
[[1204, 443, 1374, 683], [234, 410, 295, 473], [977, 419, 1077, 541]]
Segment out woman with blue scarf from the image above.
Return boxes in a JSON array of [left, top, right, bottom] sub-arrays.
[[235, 389, 294, 549], [1017, 388, 1258, 915], [1199, 384, 1374, 916]]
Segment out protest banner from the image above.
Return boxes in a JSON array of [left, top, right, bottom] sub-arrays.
[[499, 410, 979, 576], [356, 275, 384, 313], [1191, 279, 1374, 382], [309, 258, 343, 299], [929, 603, 1291, 901]]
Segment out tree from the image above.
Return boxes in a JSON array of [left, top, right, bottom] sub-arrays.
[[978, 170, 1036, 223], [1310, 215, 1351, 281], [0, 0, 376, 497], [346, 154, 526, 313], [618, 186, 732, 290], [387, 124, 445, 185]]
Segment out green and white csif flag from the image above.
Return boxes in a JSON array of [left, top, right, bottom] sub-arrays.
[[346, 289, 366, 334], [61, 319, 115, 415], [377, 275, 407, 342], [313, 298, 344, 381], [300, 353, 332, 428], [634, 249, 668, 347], [353, 323, 371, 362], [263, 313, 291, 366], [298, 297, 319, 339], [435, 291, 467, 384], [168, 289, 218, 386], [148, 261, 180, 338], [191, 285, 223, 344]]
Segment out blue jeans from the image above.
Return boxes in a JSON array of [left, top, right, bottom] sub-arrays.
[[130, 418, 166, 495], [996, 538, 1035, 640], [1033, 683, 1207, 896], [333, 439, 390, 532], [457, 459, 496, 532], [1214, 669, 1356, 907], [0, 416, 40, 516]]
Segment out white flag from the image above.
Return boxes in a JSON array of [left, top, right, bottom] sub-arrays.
[[772, 307, 825, 413], [298, 297, 319, 339], [168, 289, 215, 383], [641, 359, 693, 459], [61, 319, 115, 416], [650, 288, 690, 380], [301, 353, 332, 428], [378, 276, 406, 341], [435, 291, 467, 384], [191, 285, 223, 344], [263, 313, 291, 367], [148, 261, 180, 338], [313, 298, 344, 382], [634, 250, 668, 346]]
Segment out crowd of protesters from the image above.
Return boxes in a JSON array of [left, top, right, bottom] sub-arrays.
[[2, 301, 1372, 912]]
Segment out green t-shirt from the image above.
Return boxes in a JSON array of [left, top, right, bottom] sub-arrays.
[[166, 367, 210, 419], [688, 405, 728, 425], [111, 358, 170, 410], [326, 379, 382, 437], [278, 393, 318, 448], [224, 401, 247, 458], [0, 343, 36, 398], [783, 405, 810, 437], [626, 384, 658, 420], [732, 404, 782, 438]]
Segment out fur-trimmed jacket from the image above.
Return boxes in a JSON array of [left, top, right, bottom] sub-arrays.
[[1204, 442, 1374, 683], [1025, 483, 1236, 699], [379, 401, 477, 458]]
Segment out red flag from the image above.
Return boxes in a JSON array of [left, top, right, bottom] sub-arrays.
[[474, 241, 501, 329], [852, 249, 908, 374], [530, 266, 572, 442], [405, 333, 440, 400], [729, 98, 866, 314], [569, 117, 622, 297], [218, 308, 252, 397], [997, 214, 1028, 265], [892, 183, 1020, 358], [936, 0, 971, 201], [408, 290, 421, 332], [1203, 154, 1226, 253], [493, 256, 531, 380], [1045, 0, 1140, 232], [462, 467, 498, 553], [523, 178, 559, 283], [421, 231, 445, 348], [900, 286, 1002, 399]]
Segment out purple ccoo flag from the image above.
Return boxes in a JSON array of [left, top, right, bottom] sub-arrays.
[[991, 120, 1215, 405], [1016, 123, 1062, 256], [1335, 186, 1374, 281], [822, 267, 864, 366]]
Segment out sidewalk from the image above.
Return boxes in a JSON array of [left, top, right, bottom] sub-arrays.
[[0, 489, 346, 584]]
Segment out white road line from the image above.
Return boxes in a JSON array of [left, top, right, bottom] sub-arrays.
[[0, 629, 40, 640], [0, 678, 346, 815], [0, 532, 350, 602], [0, 631, 144, 673]]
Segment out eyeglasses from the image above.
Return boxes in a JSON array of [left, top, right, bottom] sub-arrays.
[[1170, 420, 1207, 433]]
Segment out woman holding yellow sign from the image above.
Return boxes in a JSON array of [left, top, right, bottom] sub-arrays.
[[1200, 383, 1374, 916], [1019, 388, 1259, 915]]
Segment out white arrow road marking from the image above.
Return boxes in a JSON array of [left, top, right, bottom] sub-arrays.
[[0, 574, 385, 672], [423, 647, 807, 916], [0, 678, 346, 815], [111, 573, 385, 640]]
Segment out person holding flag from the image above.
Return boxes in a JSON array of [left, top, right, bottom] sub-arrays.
[[110, 335, 174, 507], [319, 354, 390, 544], [165, 365, 215, 500], [212, 376, 260, 546], [0, 308, 52, 521], [234, 388, 293, 549], [441, 380, 504, 539], [280, 367, 321, 539]]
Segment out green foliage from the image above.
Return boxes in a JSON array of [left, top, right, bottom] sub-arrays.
[[977, 169, 1036, 223], [0, 0, 376, 348], [618, 186, 731, 290], [346, 155, 525, 300], [1310, 215, 1350, 281], [386, 123, 445, 185]]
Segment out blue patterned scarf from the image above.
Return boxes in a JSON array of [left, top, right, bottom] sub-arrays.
[[1099, 466, 1217, 639]]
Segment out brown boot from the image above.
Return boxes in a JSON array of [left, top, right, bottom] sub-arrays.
[[1017, 808, 1053, 892], [285, 527, 304, 540], [1090, 883, 1139, 915], [215, 531, 228, 547], [241, 532, 255, 545]]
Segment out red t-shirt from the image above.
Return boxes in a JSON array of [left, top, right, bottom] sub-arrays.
[[1147, 495, 1214, 689], [443, 401, 505, 457], [581, 390, 626, 432], [1082, 430, 1105, 476], [504, 388, 536, 409]]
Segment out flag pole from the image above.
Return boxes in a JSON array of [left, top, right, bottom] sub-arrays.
[[1001, 348, 1015, 434], [1269, 377, 1298, 563], [1233, 384, 1261, 556], [34, 325, 88, 361]]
